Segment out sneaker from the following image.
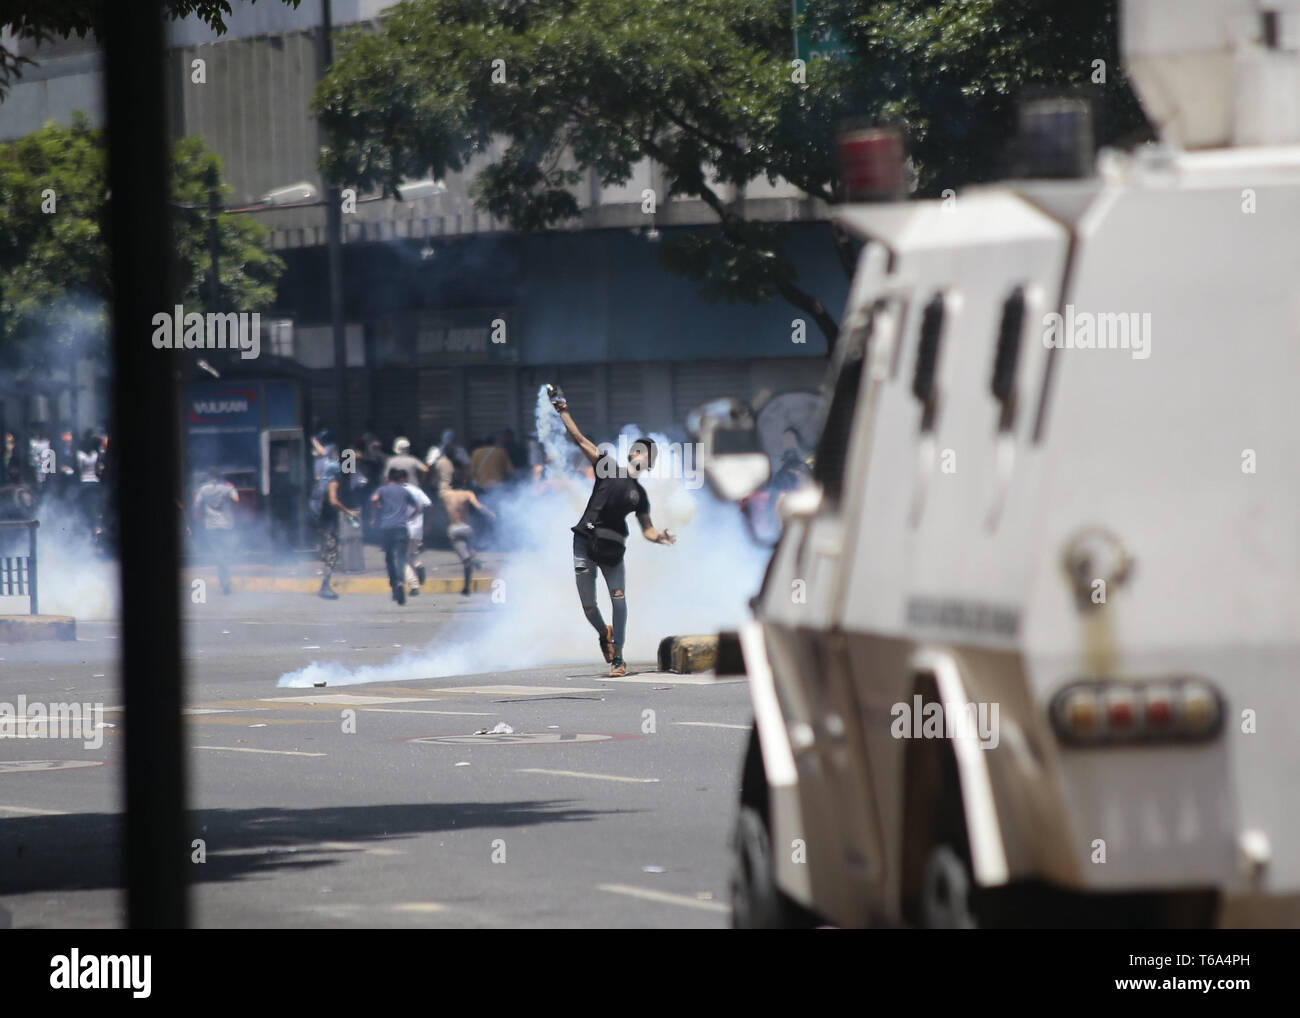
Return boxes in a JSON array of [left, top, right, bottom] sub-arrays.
[[409, 586, 420, 596], [318, 586, 339, 600], [415, 564, 426, 585], [395, 586, 406, 606], [609, 656, 627, 677], [598, 625, 614, 663]]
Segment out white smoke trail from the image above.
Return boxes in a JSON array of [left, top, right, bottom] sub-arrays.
[[277, 386, 767, 687], [33, 491, 119, 620]]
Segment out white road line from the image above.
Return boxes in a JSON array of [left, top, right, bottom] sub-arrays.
[[577, 675, 745, 686], [0, 804, 69, 816], [426, 684, 605, 696], [266, 694, 428, 706], [193, 746, 326, 757], [392, 902, 446, 913], [183, 707, 268, 716], [517, 768, 659, 784], [360, 708, 496, 716], [673, 721, 751, 730], [597, 884, 730, 913]]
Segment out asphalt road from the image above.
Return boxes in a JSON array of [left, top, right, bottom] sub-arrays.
[[0, 591, 753, 928]]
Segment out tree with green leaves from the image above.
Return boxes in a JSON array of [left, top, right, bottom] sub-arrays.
[[314, 0, 1148, 349], [0, 115, 285, 369], [818, 0, 1151, 193]]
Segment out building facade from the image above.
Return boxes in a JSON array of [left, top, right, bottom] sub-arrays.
[[0, 1, 845, 452]]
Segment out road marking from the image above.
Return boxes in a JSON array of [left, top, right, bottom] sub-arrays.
[[425, 684, 604, 697], [412, 732, 624, 746], [517, 768, 658, 784], [265, 694, 429, 706], [392, 902, 446, 914], [360, 708, 496, 716], [209, 841, 400, 857], [575, 675, 745, 686], [193, 746, 326, 757], [190, 717, 330, 727], [0, 804, 69, 815], [0, 760, 104, 773], [597, 884, 730, 913], [673, 721, 751, 730], [313, 841, 403, 856]]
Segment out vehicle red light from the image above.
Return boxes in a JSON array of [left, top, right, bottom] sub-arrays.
[[1107, 700, 1135, 729], [839, 128, 905, 201]]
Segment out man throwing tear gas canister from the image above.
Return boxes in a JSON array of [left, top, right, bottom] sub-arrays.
[[549, 384, 675, 677]]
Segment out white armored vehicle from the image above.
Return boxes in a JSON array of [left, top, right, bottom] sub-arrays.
[[702, 0, 1300, 927]]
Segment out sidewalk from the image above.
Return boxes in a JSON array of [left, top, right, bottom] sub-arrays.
[[184, 543, 504, 595]]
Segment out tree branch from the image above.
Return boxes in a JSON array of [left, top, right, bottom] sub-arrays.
[[644, 135, 840, 349]]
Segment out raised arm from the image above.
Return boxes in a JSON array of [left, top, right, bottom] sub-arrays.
[[551, 390, 601, 465]]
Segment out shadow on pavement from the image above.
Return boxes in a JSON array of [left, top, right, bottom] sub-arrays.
[[0, 798, 627, 893]]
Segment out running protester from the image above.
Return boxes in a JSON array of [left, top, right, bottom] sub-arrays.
[[549, 386, 675, 676], [193, 466, 239, 596], [439, 481, 495, 595], [369, 468, 420, 605]]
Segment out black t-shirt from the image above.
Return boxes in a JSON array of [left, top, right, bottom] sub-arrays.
[[572, 454, 650, 539], [320, 478, 339, 525]]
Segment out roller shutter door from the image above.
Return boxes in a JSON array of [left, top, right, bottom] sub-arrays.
[[606, 362, 645, 431], [417, 368, 459, 449], [465, 367, 515, 444], [671, 360, 752, 424]]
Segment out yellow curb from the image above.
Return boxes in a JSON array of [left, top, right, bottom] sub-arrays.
[[0, 615, 77, 643], [186, 574, 496, 595], [657, 634, 719, 674]]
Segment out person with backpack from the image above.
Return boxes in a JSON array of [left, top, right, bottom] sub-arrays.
[[548, 385, 675, 677], [312, 460, 359, 600]]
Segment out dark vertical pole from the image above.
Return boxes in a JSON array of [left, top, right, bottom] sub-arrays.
[[321, 0, 350, 443], [28, 520, 38, 616], [207, 165, 221, 313], [104, 2, 188, 927]]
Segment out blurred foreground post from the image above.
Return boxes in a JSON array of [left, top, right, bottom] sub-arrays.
[[104, 1, 188, 927]]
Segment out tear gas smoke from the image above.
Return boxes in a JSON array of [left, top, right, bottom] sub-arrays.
[[277, 386, 768, 687], [31, 495, 118, 620]]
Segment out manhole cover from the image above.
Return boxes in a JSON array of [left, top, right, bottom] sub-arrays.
[[0, 759, 105, 773], [406, 732, 634, 746]]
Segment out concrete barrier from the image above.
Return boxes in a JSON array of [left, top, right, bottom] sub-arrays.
[[657, 634, 719, 674]]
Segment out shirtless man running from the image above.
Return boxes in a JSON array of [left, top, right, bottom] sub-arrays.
[[441, 481, 495, 595]]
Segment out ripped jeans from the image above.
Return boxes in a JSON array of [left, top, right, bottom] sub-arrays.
[[572, 533, 627, 651]]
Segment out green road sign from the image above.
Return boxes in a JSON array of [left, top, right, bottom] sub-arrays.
[[793, 0, 852, 64]]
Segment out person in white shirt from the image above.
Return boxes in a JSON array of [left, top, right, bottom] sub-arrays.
[[76, 433, 101, 483], [401, 471, 432, 595], [193, 466, 240, 595]]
